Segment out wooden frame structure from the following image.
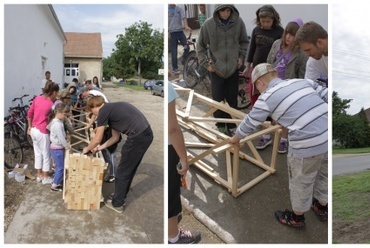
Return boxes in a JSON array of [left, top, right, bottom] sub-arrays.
[[173, 84, 282, 197], [63, 109, 107, 210]]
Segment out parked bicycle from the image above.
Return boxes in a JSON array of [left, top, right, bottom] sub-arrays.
[[4, 114, 24, 169], [10, 94, 33, 147], [182, 34, 251, 110], [3, 94, 36, 170]]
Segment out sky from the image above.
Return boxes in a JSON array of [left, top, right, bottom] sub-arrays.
[[53, 4, 164, 58], [332, 4, 370, 115]]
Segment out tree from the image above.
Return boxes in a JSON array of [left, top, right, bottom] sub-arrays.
[[105, 21, 164, 84], [332, 91, 352, 117], [332, 92, 370, 148]]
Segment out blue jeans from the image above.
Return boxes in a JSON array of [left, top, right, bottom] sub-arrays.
[[50, 149, 65, 185], [102, 149, 116, 177], [170, 31, 189, 71], [112, 127, 153, 207]]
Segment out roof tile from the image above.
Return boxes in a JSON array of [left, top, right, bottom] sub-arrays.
[[65, 32, 103, 58]]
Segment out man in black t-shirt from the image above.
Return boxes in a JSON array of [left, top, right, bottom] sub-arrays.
[[83, 96, 153, 213]]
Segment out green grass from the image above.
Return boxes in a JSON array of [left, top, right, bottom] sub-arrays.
[[333, 170, 370, 222], [333, 147, 370, 155]]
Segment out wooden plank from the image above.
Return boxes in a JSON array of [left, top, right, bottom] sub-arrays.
[[184, 89, 194, 118], [235, 171, 272, 197], [270, 128, 282, 170], [188, 116, 242, 124], [231, 145, 240, 196], [185, 142, 214, 148], [188, 139, 229, 165], [64, 109, 107, 210]]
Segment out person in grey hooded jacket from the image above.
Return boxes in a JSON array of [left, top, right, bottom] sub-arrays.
[[196, 4, 249, 134]]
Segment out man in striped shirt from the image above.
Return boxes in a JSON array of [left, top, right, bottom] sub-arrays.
[[229, 63, 328, 228]]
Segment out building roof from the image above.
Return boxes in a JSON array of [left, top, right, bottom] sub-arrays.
[[64, 32, 103, 58], [49, 5, 67, 41]]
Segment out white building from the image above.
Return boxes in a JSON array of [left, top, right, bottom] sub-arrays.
[[4, 4, 66, 114]]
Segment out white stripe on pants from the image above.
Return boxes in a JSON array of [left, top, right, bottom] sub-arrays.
[[30, 127, 51, 172], [287, 152, 328, 213]]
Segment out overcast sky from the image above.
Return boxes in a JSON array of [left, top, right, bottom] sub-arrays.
[[332, 4, 370, 115], [53, 4, 164, 58]]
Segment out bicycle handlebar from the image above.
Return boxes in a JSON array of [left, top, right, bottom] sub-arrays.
[[12, 94, 29, 102]]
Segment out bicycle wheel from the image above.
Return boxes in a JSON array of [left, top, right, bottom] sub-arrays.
[[236, 82, 251, 110], [4, 133, 23, 169], [183, 51, 199, 88]]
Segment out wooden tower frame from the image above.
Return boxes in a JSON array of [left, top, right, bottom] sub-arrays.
[[173, 84, 281, 197]]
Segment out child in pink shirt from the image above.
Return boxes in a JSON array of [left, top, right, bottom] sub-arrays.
[[27, 81, 59, 184]]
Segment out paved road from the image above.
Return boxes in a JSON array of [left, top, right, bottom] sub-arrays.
[[333, 154, 370, 176]]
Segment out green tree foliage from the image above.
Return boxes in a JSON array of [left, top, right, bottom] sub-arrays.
[[332, 91, 352, 117], [333, 91, 370, 148], [103, 21, 164, 82]]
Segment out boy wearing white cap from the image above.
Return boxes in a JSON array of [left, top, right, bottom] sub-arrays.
[[229, 63, 328, 228]]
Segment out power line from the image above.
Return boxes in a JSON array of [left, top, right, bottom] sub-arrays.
[[332, 70, 370, 80]]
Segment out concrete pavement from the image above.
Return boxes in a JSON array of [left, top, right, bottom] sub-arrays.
[[4, 82, 164, 244], [181, 137, 328, 243]]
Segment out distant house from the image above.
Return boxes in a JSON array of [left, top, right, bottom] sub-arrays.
[[363, 108, 370, 123], [64, 32, 103, 86], [4, 4, 66, 114], [365, 108, 370, 123]]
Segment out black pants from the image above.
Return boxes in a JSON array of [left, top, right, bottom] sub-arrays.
[[210, 70, 239, 129], [112, 127, 153, 207], [168, 145, 182, 218]]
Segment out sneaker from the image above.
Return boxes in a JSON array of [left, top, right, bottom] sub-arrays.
[[275, 209, 306, 228], [107, 193, 127, 206], [105, 199, 124, 213], [172, 69, 181, 75], [42, 177, 53, 185], [104, 176, 115, 183], [36, 176, 43, 183], [311, 199, 328, 221], [278, 140, 288, 154], [256, 137, 272, 149], [50, 185, 63, 192], [169, 228, 201, 244]]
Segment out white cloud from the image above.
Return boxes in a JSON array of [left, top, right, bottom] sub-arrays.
[[53, 4, 164, 58], [333, 4, 370, 115]]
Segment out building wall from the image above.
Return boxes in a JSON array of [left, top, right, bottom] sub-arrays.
[[64, 57, 102, 84], [4, 4, 65, 114], [204, 4, 328, 35]]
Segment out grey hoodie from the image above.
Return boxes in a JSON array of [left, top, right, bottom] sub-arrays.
[[196, 4, 249, 78], [47, 118, 69, 149]]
